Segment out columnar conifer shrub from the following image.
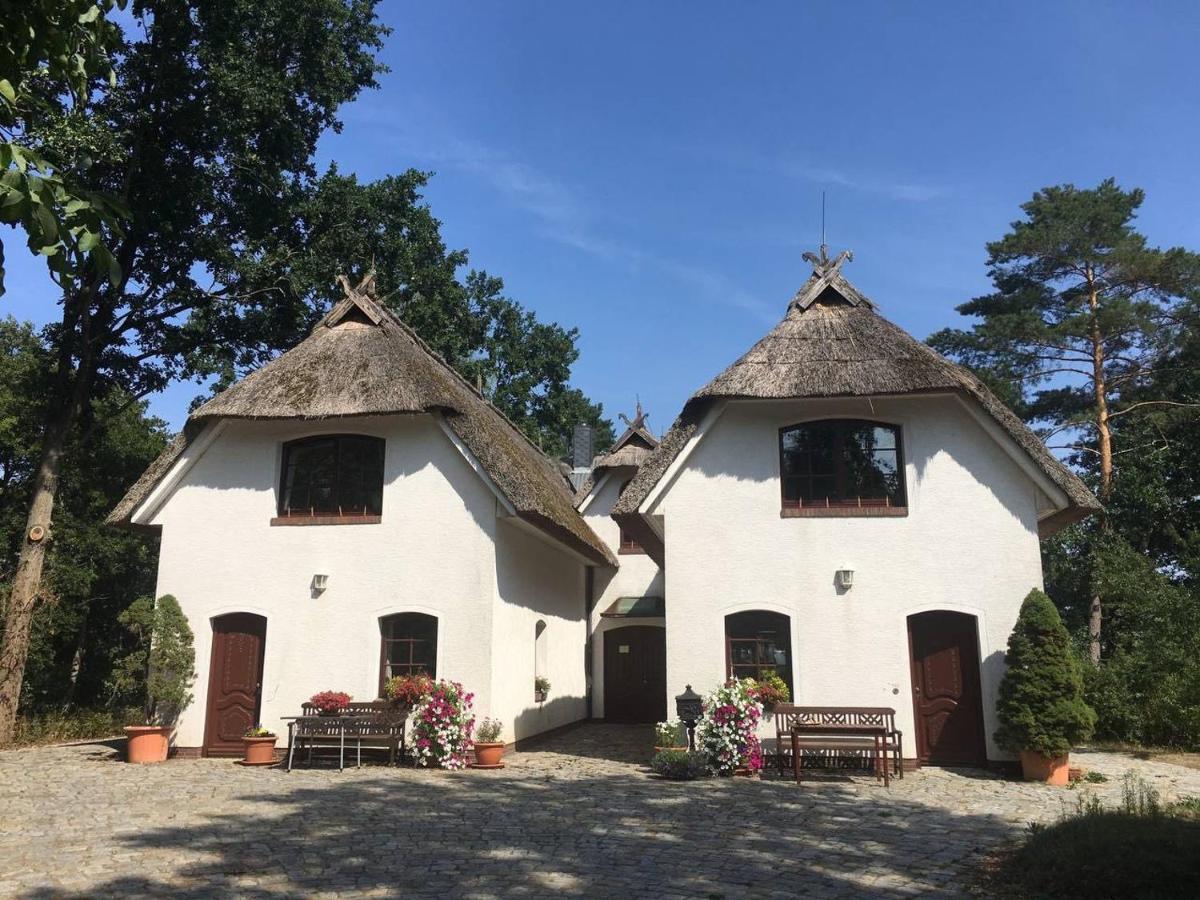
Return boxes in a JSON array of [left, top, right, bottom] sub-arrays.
[[412, 680, 475, 769], [109, 595, 196, 726], [996, 589, 1097, 756], [697, 678, 764, 775]]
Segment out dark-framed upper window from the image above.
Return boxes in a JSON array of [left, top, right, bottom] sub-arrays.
[[725, 610, 793, 698], [780, 419, 905, 511], [379, 613, 437, 691], [617, 479, 644, 553], [278, 435, 384, 519]]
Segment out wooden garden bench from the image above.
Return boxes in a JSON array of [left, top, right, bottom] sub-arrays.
[[772, 705, 903, 784], [285, 701, 407, 771]]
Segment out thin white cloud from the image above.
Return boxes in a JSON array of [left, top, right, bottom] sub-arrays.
[[716, 148, 948, 203]]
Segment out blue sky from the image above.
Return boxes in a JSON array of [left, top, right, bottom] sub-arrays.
[[4, 1, 1200, 438]]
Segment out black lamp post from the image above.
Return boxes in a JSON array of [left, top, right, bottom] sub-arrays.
[[675, 684, 703, 751]]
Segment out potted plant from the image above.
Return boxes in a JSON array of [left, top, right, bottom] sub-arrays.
[[653, 720, 687, 755], [241, 726, 278, 765], [696, 678, 764, 776], [110, 595, 196, 764], [310, 690, 352, 716], [382, 673, 433, 708], [995, 589, 1097, 785], [472, 717, 505, 768], [412, 680, 475, 769], [534, 676, 550, 703], [747, 671, 790, 712]]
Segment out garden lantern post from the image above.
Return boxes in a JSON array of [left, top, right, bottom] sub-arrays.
[[675, 684, 703, 751]]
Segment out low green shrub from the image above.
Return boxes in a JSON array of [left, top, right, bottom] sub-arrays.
[[998, 772, 1200, 898], [13, 708, 134, 747], [654, 720, 685, 748], [650, 749, 708, 781]]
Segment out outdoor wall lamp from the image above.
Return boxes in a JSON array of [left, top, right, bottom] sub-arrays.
[[836, 567, 855, 590], [311, 573, 330, 594], [675, 684, 703, 751]]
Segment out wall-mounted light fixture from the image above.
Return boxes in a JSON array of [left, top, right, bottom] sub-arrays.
[[311, 573, 330, 594], [836, 567, 855, 591]]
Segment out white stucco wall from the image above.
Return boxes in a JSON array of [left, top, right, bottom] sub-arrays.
[[150, 414, 505, 749], [650, 395, 1047, 761], [582, 470, 664, 719], [492, 522, 588, 741]]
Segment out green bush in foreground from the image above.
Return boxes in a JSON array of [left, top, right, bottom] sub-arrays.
[[1000, 774, 1200, 898], [13, 708, 135, 747], [995, 589, 1096, 756], [650, 749, 708, 781]]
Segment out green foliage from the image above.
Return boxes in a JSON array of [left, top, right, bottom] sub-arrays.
[[0, 0, 128, 292], [11, 706, 133, 747], [650, 749, 708, 781], [244, 725, 274, 738], [995, 589, 1096, 755], [108, 595, 195, 725], [475, 717, 503, 743], [534, 675, 551, 695], [0, 318, 167, 710], [999, 772, 1200, 899], [929, 179, 1200, 442]]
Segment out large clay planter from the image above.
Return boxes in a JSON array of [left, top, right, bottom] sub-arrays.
[[473, 742, 505, 768], [242, 736, 278, 765], [124, 725, 172, 764], [1020, 750, 1070, 785]]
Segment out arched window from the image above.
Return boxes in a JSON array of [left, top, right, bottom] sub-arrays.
[[725, 611, 793, 698], [379, 613, 437, 690], [279, 435, 384, 518], [779, 420, 904, 510]]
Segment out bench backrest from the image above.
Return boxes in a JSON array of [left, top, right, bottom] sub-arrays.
[[774, 705, 897, 735]]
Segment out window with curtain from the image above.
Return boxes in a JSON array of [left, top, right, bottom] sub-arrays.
[[278, 435, 384, 517], [779, 420, 904, 510], [725, 610, 793, 697], [379, 613, 437, 690]]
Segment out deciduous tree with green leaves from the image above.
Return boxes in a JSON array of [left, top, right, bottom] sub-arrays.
[[0, 0, 388, 744], [930, 179, 1200, 664]]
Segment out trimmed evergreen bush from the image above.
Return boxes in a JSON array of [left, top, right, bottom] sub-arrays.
[[109, 595, 196, 726], [995, 589, 1096, 756]]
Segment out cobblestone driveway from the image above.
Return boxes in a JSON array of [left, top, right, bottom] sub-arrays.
[[3, 725, 1199, 899]]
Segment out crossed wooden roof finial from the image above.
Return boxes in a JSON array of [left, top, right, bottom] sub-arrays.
[[619, 400, 648, 433], [801, 244, 853, 278]]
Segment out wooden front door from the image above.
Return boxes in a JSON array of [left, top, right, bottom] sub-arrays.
[[203, 613, 267, 756], [603, 626, 667, 723], [908, 611, 987, 766]]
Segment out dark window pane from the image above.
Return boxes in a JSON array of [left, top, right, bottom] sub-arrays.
[[380, 613, 438, 691], [725, 610, 793, 699], [279, 435, 384, 517], [779, 420, 905, 508]]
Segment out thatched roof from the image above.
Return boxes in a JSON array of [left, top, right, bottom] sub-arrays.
[[109, 276, 617, 567], [612, 259, 1100, 550], [573, 402, 658, 507]]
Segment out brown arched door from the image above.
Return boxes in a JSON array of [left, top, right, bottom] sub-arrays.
[[907, 611, 987, 766], [604, 626, 666, 723], [203, 613, 267, 757]]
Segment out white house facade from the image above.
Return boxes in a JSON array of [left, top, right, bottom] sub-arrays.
[[112, 256, 1098, 767]]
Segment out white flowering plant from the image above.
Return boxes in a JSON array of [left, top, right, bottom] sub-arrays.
[[411, 680, 475, 770], [696, 678, 764, 775]]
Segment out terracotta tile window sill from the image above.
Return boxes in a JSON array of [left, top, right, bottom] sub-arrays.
[[270, 515, 382, 526], [780, 506, 908, 519]]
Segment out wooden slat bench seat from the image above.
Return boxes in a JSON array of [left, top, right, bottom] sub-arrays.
[[286, 701, 408, 771], [771, 705, 903, 784]]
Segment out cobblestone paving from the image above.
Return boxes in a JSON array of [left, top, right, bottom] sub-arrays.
[[3, 725, 1199, 899]]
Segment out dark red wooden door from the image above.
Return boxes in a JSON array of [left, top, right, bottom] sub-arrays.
[[203, 613, 267, 756], [603, 626, 667, 723], [908, 611, 987, 766]]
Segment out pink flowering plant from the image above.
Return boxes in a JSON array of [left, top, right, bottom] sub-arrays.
[[411, 680, 475, 770], [697, 678, 764, 775]]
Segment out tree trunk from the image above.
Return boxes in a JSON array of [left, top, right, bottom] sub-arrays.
[[1086, 267, 1110, 668], [0, 367, 92, 743]]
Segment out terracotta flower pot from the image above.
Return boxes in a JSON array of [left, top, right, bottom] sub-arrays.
[[242, 736, 278, 765], [473, 742, 505, 768], [1020, 750, 1070, 785], [653, 745, 688, 757], [124, 725, 172, 764]]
